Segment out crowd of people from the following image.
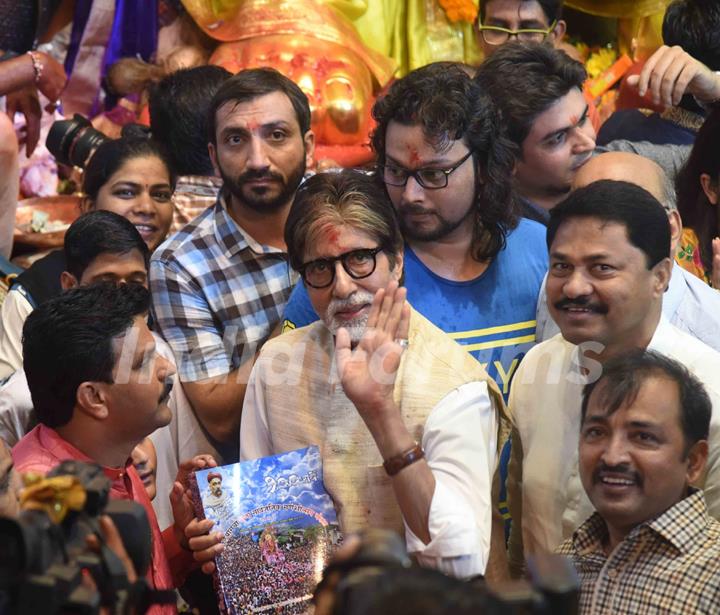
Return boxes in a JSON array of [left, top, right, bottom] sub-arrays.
[[3, 0, 720, 613], [219, 533, 320, 613]]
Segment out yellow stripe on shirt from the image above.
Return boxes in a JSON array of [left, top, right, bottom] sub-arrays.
[[462, 333, 537, 352], [448, 320, 537, 341]]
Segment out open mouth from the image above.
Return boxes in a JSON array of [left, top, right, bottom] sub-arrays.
[[134, 223, 158, 240], [595, 471, 639, 493]]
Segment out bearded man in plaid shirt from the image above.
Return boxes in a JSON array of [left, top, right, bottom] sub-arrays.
[[557, 350, 720, 614], [150, 68, 314, 461]]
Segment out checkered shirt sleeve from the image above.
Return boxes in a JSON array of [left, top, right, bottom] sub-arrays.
[[150, 198, 297, 382], [556, 490, 720, 614]]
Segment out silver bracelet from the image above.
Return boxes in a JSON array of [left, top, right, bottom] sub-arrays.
[[27, 50, 43, 85]]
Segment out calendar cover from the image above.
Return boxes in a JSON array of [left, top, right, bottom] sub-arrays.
[[192, 446, 341, 614]]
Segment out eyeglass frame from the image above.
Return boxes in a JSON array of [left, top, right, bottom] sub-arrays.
[[378, 150, 474, 190], [477, 19, 557, 46], [298, 246, 385, 289]]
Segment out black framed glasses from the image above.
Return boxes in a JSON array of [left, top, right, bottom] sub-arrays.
[[379, 150, 473, 190], [477, 20, 557, 46], [299, 247, 384, 289]]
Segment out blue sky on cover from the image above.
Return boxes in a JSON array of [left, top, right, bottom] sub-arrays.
[[195, 446, 338, 529]]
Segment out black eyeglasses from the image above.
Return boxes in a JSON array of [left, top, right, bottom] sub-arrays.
[[299, 247, 384, 289], [379, 151, 473, 190]]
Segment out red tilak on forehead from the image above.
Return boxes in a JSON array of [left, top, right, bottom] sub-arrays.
[[318, 222, 341, 247], [245, 120, 260, 132], [569, 114, 578, 125], [406, 144, 421, 165]]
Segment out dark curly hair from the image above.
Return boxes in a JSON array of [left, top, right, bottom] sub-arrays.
[[371, 62, 518, 261]]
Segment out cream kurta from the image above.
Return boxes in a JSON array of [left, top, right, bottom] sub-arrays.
[[241, 308, 508, 576]]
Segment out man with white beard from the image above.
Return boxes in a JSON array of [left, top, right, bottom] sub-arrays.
[[240, 170, 508, 578]]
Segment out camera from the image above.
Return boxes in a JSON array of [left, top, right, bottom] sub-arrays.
[[46, 114, 109, 168], [318, 529, 579, 615], [0, 460, 173, 615]]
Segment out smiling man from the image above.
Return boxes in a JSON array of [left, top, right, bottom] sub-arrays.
[[241, 170, 508, 578], [150, 68, 315, 460], [557, 350, 720, 613], [505, 180, 720, 576]]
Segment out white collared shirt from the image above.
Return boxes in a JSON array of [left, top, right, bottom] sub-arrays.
[[535, 262, 720, 352]]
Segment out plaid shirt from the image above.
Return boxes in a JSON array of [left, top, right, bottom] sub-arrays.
[[170, 175, 222, 234], [150, 190, 298, 382], [556, 490, 720, 614]]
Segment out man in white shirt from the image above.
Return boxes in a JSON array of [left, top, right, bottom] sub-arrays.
[[240, 170, 508, 578], [535, 151, 720, 352], [507, 179, 720, 576]]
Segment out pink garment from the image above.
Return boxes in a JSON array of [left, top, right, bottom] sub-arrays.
[[13, 424, 189, 614]]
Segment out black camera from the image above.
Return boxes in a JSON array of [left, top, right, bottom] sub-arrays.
[[319, 529, 579, 615], [46, 114, 109, 168], [0, 460, 172, 615]]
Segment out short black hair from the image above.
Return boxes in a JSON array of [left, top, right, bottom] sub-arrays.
[[478, 0, 564, 25], [581, 349, 711, 453], [663, 0, 720, 71], [474, 41, 586, 148], [64, 211, 150, 281], [207, 67, 311, 144], [149, 65, 232, 176], [547, 180, 670, 269], [371, 61, 518, 261], [23, 283, 150, 428], [83, 137, 177, 203]]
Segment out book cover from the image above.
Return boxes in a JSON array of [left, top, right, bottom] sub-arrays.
[[192, 446, 341, 614]]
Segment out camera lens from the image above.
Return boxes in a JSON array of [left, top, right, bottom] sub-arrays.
[[46, 114, 109, 169]]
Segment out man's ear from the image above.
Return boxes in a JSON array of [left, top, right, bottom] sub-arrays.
[[686, 439, 708, 485], [667, 210, 683, 256], [80, 195, 93, 213], [551, 20, 567, 45], [391, 251, 404, 282], [208, 142, 221, 178], [75, 382, 110, 421], [60, 271, 78, 290], [303, 130, 316, 169], [652, 256, 673, 294], [700, 173, 719, 205]]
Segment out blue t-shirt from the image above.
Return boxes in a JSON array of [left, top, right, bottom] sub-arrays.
[[282, 218, 548, 399]]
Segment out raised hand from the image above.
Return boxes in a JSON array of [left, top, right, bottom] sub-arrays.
[[334, 280, 410, 425]]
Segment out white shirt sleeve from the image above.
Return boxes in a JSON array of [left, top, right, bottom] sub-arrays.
[[239, 362, 273, 461], [0, 289, 33, 381], [404, 381, 497, 579], [0, 368, 34, 447]]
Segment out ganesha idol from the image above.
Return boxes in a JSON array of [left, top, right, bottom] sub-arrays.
[[181, 0, 397, 167]]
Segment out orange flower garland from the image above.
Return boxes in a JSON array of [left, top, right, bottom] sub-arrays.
[[438, 0, 479, 23]]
